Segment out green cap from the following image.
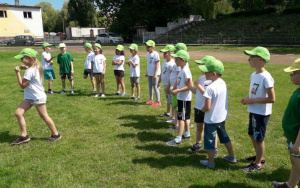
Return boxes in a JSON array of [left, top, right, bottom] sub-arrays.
[[116, 44, 124, 51], [84, 43, 93, 50], [195, 55, 216, 65], [129, 43, 138, 51], [172, 43, 187, 51], [198, 59, 224, 74], [14, 48, 37, 59], [160, 45, 175, 52], [171, 50, 190, 61], [42, 42, 52, 49], [284, 58, 300, 72], [145, 40, 155, 47], [244, 46, 270, 63], [94, 43, 102, 49]]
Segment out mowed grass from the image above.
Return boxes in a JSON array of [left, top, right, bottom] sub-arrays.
[[0, 46, 298, 188]]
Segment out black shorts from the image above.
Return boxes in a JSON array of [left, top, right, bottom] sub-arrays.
[[114, 70, 124, 77], [194, 108, 204, 123], [177, 100, 191, 120], [61, 73, 73, 80], [248, 113, 270, 141]]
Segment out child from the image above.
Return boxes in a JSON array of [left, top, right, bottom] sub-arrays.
[[199, 58, 236, 168], [166, 50, 192, 146], [112, 45, 126, 97], [41, 42, 55, 95], [83, 43, 96, 93], [272, 58, 300, 188], [145, 40, 161, 107], [12, 48, 61, 145], [57, 43, 75, 95], [91, 43, 106, 97], [241, 46, 275, 173], [158, 44, 175, 118], [126, 43, 140, 101]]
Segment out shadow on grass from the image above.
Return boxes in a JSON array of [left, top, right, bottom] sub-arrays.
[[106, 100, 145, 106], [0, 131, 18, 143], [136, 143, 195, 155], [119, 115, 169, 130], [189, 180, 256, 188], [247, 166, 290, 182], [117, 131, 173, 142]]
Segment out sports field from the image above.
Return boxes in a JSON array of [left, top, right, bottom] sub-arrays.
[[0, 45, 299, 187]]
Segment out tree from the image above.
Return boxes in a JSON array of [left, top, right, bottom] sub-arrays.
[[68, 0, 97, 27], [35, 1, 60, 32]]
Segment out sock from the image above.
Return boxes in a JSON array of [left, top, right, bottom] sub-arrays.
[[175, 136, 181, 143], [184, 131, 190, 137]]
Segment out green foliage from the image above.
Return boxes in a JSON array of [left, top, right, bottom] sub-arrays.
[[68, 0, 97, 27], [35, 1, 61, 32]]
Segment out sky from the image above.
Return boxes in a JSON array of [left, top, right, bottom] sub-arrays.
[[0, 0, 66, 10]]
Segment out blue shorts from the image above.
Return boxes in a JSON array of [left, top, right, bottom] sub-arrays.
[[83, 69, 93, 77], [287, 140, 300, 158], [248, 113, 269, 141], [44, 70, 55, 80], [204, 121, 231, 150]]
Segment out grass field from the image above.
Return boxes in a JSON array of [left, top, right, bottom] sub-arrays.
[[0, 46, 298, 187]]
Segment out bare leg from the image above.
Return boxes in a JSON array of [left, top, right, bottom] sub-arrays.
[[184, 119, 190, 132], [69, 79, 74, 90], [95, 75, 100, 94], [62, 79, 66, 90], [177, 120, 184, 137], [115, 76, 120, 93], [131, 83, 135, 97], [167, 103, 172, 114], [196, 123, 204, 144], [287, 156, 300, 187], [120, 77, 125, 93], [48, 80, 53, 90], [208, 150, 215, 164], [90, 76, 95, 90], [224, 142, 235, 157], [35, 104, 59, 136], [136, 83, 140, 98], [254, 140, 264, 164], [15, 100, 33, 136], [100, 74, 105, 94]]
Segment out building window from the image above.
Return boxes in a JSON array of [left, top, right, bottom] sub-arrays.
[[0, 10, 7, 18], [23, 11, 32, 19]]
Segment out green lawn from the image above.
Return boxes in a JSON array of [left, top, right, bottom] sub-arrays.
[[0, 47, 298, 187]]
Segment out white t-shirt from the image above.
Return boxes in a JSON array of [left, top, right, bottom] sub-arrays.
[[92, 54, 106, 73], [248, 71, 274, 115], [170, 62, 178, 87], [23, 66, 46, 100], [113, 55, 125, 71], [203, 78, 228, 124], [84, 52, 94, 69], [195, 76, 212, 110], [161, 59, 175, 86], [147, 51, 160, 76], [129, 55, 140, 77], [177, 66, 192, 101], [41, 52, 53, 70]]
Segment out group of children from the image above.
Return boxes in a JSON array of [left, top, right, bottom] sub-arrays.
[[11, 41, 300, 187]]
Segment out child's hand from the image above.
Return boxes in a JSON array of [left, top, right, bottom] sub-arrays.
[[52, 55, 56, 59], [171, 89, 178, 95], [194, 79, 200, 86], [166, 87, 170, 94], [145, 73, 148, 77], [240, 97, 251, 105], [14, 66, 20, 73], [49, 61, 53, 65], [71, 70, 74, 75], [102, 71, 105, 75], [19, 65, 27, 70]]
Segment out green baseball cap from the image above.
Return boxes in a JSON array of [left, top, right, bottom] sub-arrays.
[[160, 44, 174, 52], [195, 55, 216, 65], [171, 50, 190, 61], [172, 43, 187, 51], [284, 58, 300, 72], [14, 48, 37, 59], [84, 43, 93, 50], [42, 42, 52, 49], [116, 44, 124, 51], [94, 43, 102, 49], [198, 58, 224, 74], [244, 46, 270, 63], [129, 43, 138, 51], [145, 40, 155, 47]]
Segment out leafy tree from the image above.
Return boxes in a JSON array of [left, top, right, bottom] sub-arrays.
[[35, 1, 60, 32], [68, 0, 97, 27]]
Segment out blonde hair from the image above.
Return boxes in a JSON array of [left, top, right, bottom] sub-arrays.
[[28, 56, 43, 80]]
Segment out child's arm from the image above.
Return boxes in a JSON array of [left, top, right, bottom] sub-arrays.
[[153, 60, 159, 80], [14, 66, 29, 89], [91, 61, 94, 76], [157, 75, 161, 88], [185, 78, 196, 94], [70, 61, 74, 75], [241, 87, 275, 105], [102, 61, 106, 74], [166, 81, 171, 94], [113, 60, 123, 65], [201, 97, 211, 112], [291, 129, 300, 155]]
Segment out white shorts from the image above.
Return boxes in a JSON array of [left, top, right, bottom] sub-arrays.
[[25, 98, 47, 105]]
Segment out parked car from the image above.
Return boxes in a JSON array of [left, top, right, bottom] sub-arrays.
[[7, 35, 35, 46], [95, 33, 124, 44]]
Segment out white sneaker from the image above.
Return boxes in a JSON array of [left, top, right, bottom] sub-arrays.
[[91, 89, 97, 93], [166, 118, 175, 123], [71, 90, 74, 95], [94, 94, 99, 97], [100, 94, 105, 98]]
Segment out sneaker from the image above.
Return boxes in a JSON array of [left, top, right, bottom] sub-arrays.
[[182, 134, 191, 140], [271, 182, 295, 188], [245, 155, 266, 164], [130, 96, 135, 99], [214, 148, 219, 158], [60, 90, 66, 94], [200, 160, 215, 169], [160, 112, 172, 118], [90, 89, 97, 93], [166, 118, 175, 123], [166, 139, 181, 146], [115, 92, 120, 95], [47, 133, 62, 142], [151, 102, 161, 107], [71, 90, 75, 95], [47, 90, 53, 95], [135, 97, 140, 101], [242, 162, 263, 173], [190, 122, 194, 128], [145, 99, 154, 105], [188, 143, 202, 152], [11, 135, 30, 145], [167, 125, 177, 131], [94, 94, 99, 97], [100, 94, 105, 98], [223, 155, 237, 163], [121, 93, 126, 97]]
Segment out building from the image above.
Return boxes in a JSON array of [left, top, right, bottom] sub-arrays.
[[0, 0, 43, 39], [66, 27, 108, 40]]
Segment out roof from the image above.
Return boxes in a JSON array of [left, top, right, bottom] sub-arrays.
[[0, 4, 41, 9]]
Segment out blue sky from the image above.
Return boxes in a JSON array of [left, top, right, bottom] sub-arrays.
[[0, 0, 66, 10]]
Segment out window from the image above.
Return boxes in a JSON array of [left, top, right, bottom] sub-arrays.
[[23, 11, 32, 19], [0, 10, 7, 18]]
